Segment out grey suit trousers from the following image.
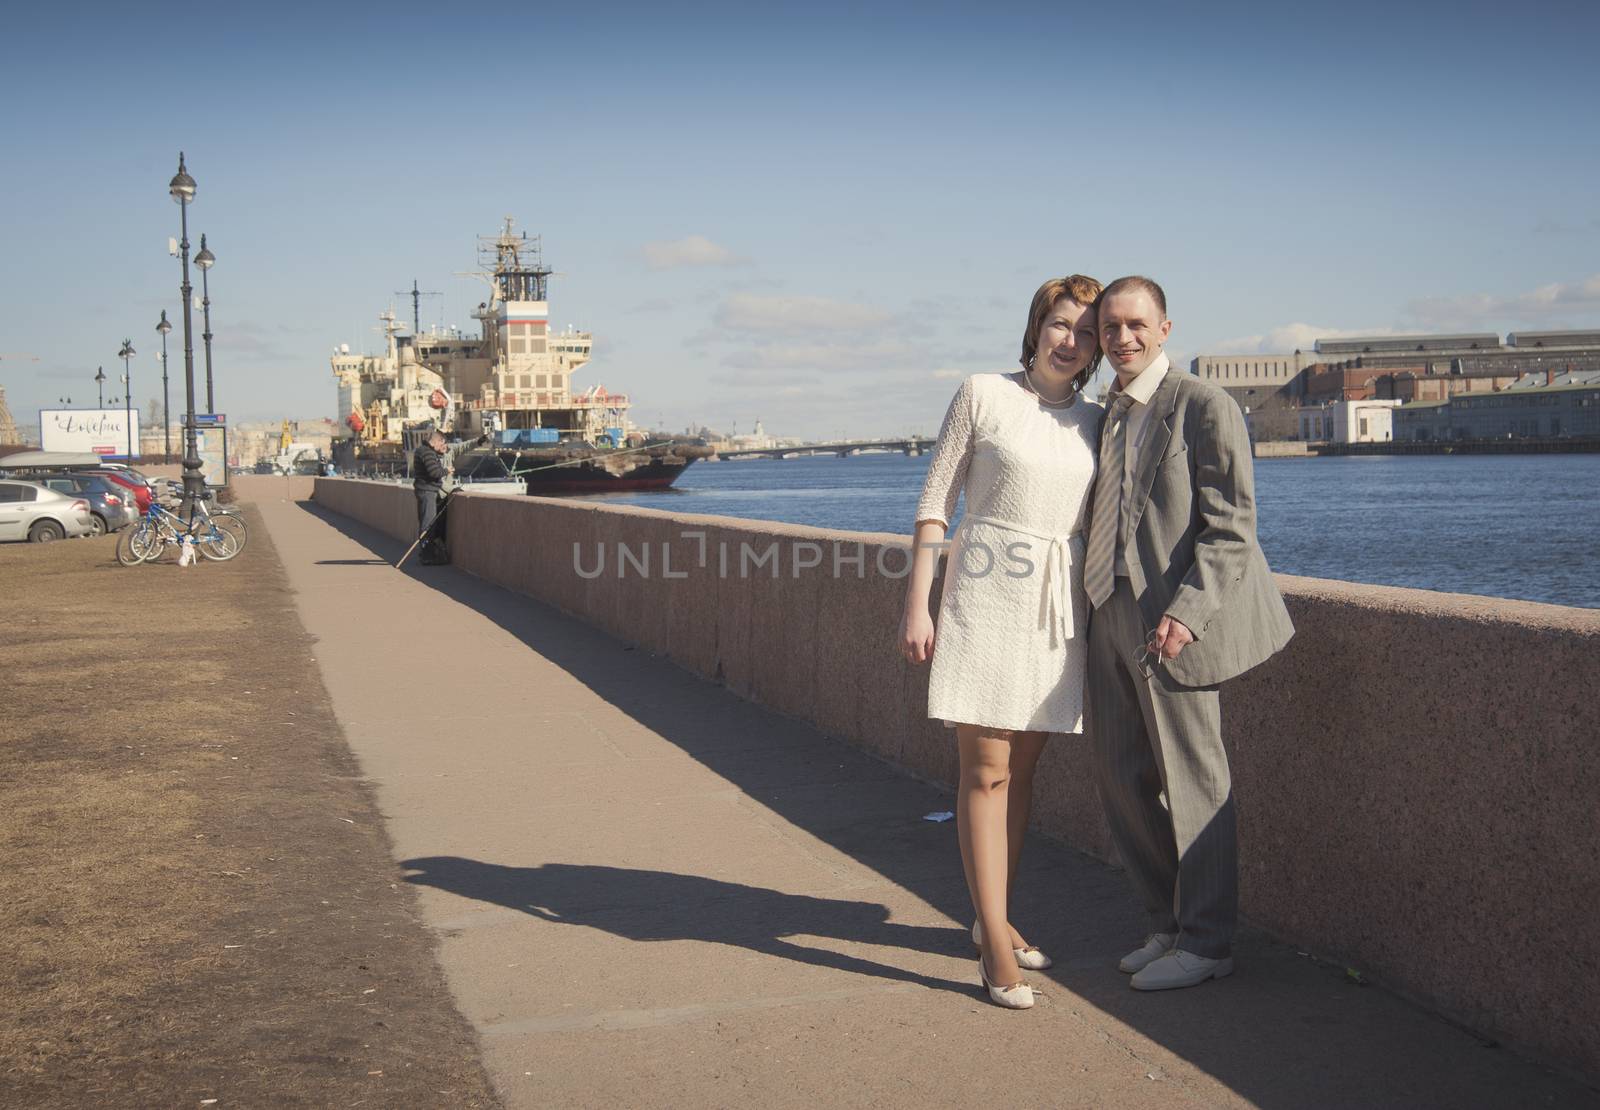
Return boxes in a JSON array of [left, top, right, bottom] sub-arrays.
[[1086, 578, 1238, 959]]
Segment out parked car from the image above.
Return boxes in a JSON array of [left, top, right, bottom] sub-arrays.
[[86, 469, 154, 513], [0, 481, 94, 543], [99, 463, 160, 490], [31, 473, 135, 534]]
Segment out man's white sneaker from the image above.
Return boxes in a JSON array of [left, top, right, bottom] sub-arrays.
[[1129, 948, 1234, 991], [1117, 932, 1176, 974]]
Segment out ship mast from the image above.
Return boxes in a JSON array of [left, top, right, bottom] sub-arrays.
[[479, 216, 553, 305], [394, 279, 441, 335]]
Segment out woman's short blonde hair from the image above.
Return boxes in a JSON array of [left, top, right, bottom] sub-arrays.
[[1019, 275, 1104, 390]]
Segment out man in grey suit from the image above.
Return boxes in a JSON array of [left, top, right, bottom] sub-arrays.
[[1082, 276, 1294, 991]]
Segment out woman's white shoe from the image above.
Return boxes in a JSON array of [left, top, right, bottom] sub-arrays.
[[979, 956, 1036, 1009], [972, 920, 1054, 971]]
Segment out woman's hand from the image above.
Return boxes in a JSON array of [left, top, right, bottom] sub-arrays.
[[900, 520, 946, 665], [899, 606, 936, 664]]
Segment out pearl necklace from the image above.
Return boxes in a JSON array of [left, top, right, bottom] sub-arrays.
[[1021, 366, 1076, 407]]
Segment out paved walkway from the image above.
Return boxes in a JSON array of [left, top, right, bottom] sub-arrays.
[[249, 488, 1596, 1110]]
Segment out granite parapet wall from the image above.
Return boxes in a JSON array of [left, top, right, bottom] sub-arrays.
[[311, 478, 1600, 1081], [311, 477, 419, 544]]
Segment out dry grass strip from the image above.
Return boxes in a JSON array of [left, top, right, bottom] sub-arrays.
[[0, 513, 499, 1108]]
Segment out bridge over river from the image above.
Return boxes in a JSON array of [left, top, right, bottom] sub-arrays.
[[716, 436, 932, 459]]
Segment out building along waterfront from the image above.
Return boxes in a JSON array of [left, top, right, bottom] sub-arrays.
[[1192, 328, 1600, 447], [1394, 377, 1600, 443], [1297, 398, 1400, 444], [1315, 329, 1600, 376]]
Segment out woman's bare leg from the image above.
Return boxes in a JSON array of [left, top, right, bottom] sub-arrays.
[[956, 725, 1022, 985], [1003, 730, 1048, 948]]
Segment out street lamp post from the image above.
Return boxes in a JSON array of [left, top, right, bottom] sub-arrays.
[[118, 339, 136, 458], [169, 152, 202, 516], [95, 366, 106, 408], [194, 235, 216, 413], [156, 310, 172, 461]]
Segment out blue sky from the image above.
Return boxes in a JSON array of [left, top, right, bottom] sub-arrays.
[[3, 0, 1597, 440]]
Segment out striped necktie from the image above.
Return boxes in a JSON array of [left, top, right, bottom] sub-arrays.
[[1083, 394, 1135, 609]]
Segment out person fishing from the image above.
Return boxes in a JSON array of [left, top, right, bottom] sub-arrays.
[[413, 428, 452, 566]]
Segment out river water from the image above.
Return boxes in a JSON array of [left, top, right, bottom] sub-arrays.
[[595, 452, 1599, 609]]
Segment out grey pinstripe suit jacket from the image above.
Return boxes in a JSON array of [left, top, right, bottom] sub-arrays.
[[1099, 369, 1295, 687]]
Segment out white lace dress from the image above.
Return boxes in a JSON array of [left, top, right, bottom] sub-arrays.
[[915, 373, 1103, 733]]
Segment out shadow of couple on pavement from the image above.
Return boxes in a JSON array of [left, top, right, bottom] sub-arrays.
[[402, 855, 970, 994]]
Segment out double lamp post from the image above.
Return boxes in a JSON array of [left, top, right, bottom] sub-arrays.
[[110, 159, 217, 473], [168, 153, 207, 514]]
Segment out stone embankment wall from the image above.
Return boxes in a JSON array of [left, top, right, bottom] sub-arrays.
[[1251, 441, 1310, 458], [311, 477, 1600, 1082]]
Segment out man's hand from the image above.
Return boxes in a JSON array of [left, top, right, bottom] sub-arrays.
[[1153, 615, 1194, 661]]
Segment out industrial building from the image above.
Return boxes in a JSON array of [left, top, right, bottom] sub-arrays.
[[1190, 352, 1316, 441], [1393, 375, 1600, 443], [1298, 399, 1401, 444], [1314, 330, 1600, 376], [1193, 328, 1600, 444]]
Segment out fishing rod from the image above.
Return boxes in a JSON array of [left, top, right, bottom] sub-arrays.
[[457, 437, 685, 480], [395, 488, 458, 570], [397, 438, 683, 568]]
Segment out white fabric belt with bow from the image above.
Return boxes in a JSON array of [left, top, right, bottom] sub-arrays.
[[960, 514, 1084, 648]]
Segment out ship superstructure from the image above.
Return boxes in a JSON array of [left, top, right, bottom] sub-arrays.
[[332, 309, 448, 453], [330, 218, 710, 490], [451, 220, 629, 445]]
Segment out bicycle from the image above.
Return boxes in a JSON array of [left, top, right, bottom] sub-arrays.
[[187, 492, 248, 553], [116, 499, 243, 565], [157, 481, 249, 554]]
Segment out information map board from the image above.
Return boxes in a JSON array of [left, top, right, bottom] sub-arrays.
[[194, 414, 228, 487]]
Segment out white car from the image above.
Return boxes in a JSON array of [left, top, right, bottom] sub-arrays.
[[0, 480, 95, 543]]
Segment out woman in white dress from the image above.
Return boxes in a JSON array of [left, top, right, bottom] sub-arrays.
[[899, 275, 1104, 1009]]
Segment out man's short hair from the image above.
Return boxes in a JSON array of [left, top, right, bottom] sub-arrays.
[[1098, 275, 1167, 320]]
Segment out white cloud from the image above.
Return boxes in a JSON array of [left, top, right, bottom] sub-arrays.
[[1208, 323, 1393, 355], [1408, 274, 1600, 330], [641, 235, 743, 271], [714, 293, 893, 336], [1200, 274, 1600, 358]]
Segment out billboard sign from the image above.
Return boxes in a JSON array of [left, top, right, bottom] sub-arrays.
[[39, 408, 141, 457]]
